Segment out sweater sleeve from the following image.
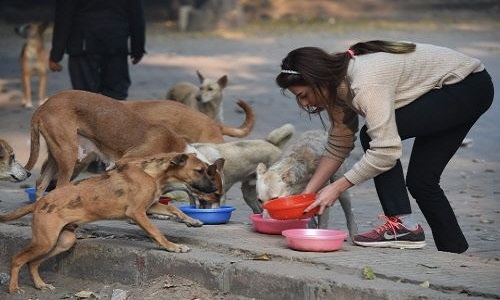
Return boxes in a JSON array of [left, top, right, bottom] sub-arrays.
[[50, 0, 78, 62], [128, 0, 146, 57], [343, 84, 402, 185]]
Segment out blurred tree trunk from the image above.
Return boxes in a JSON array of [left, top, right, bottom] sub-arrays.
[[177, 0, 245, 31]]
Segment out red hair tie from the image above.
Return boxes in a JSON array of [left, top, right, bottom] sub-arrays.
[[346, 49, 355, 58]]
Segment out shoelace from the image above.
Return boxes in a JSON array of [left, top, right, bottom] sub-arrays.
[[374, 215, 402, 236]]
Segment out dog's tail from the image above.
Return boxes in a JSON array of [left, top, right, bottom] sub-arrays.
[[219, 100, 255, 138], [24, 114, 41, 170], [0, 203, 35, 222], [266, 123, 295, 149]]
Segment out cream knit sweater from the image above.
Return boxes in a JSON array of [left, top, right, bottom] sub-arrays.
[[324, 43, 485, 185]]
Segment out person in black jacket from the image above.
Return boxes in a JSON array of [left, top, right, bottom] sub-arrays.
[[49, 0, 146, 100]]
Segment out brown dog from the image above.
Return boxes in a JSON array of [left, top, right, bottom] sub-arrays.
[[24, 90, 223, 203], [123, 99, 254, 143], [166, 70, 228, 123], [0, 138, 31, 182], [15, 22, 49, 108], [2, 152, 220, 293]]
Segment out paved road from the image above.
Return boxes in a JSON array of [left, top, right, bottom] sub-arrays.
[[0, 16, 499, 300]]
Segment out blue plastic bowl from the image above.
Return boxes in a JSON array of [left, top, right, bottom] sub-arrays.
[[24, 187, 48, 203], [177, 205, 236, 225], [24, 187, 37, 203]]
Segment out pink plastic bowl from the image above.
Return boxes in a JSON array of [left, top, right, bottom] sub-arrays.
[[282, 229, 348, 252], [250, 214, 310, 235], [262, 194, 319, 220]]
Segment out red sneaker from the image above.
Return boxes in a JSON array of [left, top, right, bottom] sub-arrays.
[[353, 215, 426, 249]]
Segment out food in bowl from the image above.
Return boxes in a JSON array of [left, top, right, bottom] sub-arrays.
[[177, 205, 235, 225], [250, 213, 310, 235], [282, 228, 348, 252], [262, 194, 319, 220]]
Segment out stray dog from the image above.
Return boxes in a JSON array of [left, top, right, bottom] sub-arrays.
[[190, 123, 295, 211], [166, 70, 228, 123], [123, 99, 254, 144], [25, 90, 224, 204], [1, 152, 219, 294], [15, 22, 49, 108], [256, 130, 358, 237], [0, 138, 31, 182]]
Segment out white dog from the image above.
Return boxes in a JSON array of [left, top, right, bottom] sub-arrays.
[[166, 70, 228, 123], [256, 130, 358, 237]]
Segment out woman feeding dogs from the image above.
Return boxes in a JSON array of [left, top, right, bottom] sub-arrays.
[[276, 40, 493, 254]]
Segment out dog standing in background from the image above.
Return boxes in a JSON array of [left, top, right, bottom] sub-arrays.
[[15, 22, 49, 108], [166, 70, 228, 123]]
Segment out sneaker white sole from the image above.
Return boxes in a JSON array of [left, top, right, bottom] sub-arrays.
[[353, 240, 426, 249]]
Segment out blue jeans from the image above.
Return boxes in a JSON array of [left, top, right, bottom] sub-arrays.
[[359, 70, 494, 253]]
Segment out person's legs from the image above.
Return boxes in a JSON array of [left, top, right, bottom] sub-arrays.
[[100, 54, 131, 100], [359, 127, 412, 216], [401, 70, 493, 253], [68, 55, 101, 92], [354, 70, 494, 251]]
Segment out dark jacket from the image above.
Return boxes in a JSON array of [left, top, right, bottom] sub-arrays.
[[50, 0, 146, 62]]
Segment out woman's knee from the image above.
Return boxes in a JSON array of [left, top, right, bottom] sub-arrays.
[[406, 171, 444, 201]]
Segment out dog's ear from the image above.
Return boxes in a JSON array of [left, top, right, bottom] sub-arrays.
[[14, 24, 29, 38], [170, 153, 189, 167], [196, 70, 204, 83], [0, 145, 5, 158], [256, 163, 267, 176], [40, 21, 50, 32], [214, 158, 225, 172], [217, 75, 228, 88], [281, 169, 298, 184], [207, 158, 225, 177]]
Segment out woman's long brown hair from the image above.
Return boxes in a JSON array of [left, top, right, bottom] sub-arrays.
[[276, 40, 415, 123]]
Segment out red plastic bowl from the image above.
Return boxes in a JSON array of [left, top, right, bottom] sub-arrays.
[[262, 194, 319, 220], [250, 214, 309, 235], [282, 229, 348, 252]]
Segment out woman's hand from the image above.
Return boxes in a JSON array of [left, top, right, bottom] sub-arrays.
[[304, 177, 353, 215]]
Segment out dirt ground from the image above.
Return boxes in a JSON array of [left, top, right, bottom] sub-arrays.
[[0, 2, 499, 300]]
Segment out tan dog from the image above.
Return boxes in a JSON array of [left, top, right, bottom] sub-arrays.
[[1, 152, 220, 293], [256, 130, 358, 237], [24, 90, 223, 203], [166, 70, 228, 123], [15, 22, 49, 108], [190, 123, 295, 212], [123, 99, 254, 144], [0, 138, 31, 182]]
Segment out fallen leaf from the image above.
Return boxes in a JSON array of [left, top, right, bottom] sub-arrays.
[[74, 290, 98, 299], [417, 263, 439, 269], [163, 283, 178, 289], [363, 266, 376, 280], [252, 253, 272, 261], [480, 219, 494, 224]]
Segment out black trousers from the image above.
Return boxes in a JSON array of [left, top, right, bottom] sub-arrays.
[[359, 70, 494, 253], [68, 53, 131, 100]]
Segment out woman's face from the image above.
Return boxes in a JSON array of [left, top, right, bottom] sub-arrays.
[[288, 85, 327, 109]]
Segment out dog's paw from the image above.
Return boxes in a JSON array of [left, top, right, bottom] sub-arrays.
[[8, 286, 24, 294], [184, 217, 203, 227], [37, 283, 55, 291], [170, 244, 191, 253]]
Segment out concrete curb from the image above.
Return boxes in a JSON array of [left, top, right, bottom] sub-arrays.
[[1, 220, 498, 300]]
